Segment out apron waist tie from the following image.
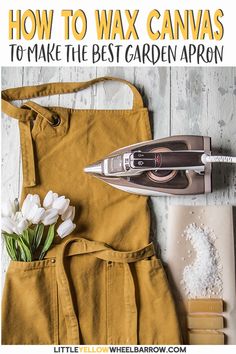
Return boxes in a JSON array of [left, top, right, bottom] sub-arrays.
[[46, 237, 155, 344], [19, 102, 57, 187]]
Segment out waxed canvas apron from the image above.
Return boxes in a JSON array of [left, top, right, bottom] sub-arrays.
[[1, 77, 182, 344]]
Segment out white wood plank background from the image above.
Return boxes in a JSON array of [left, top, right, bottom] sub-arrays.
[[1, 67, 236, 286]]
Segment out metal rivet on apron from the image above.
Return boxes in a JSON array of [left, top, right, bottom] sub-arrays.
[[51, 259, 56, 263]]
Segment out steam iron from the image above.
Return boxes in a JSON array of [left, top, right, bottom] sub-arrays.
[[84, 135, 236, 196]]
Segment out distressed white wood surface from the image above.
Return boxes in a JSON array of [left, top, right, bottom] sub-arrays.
[[1, 67, 236, 284]]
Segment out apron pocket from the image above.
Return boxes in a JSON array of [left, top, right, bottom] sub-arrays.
[[2, 259, 58, 345], [134, 256, 182, 344]]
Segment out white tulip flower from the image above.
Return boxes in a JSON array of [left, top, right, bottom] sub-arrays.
[[12, 211, 29, 235], [43, 191, 58, 209], [61, 206, 75, 221], [21, 196, 30, 217], [1, 217, 16, 234], [2, 211, 29, 235], [42, 208, 59, 226], [29, 207, 45, 224], [57, 219, 76, 238], [1, 200, 17, 218], [2, 192, 77, 262], [52, 196, 70, 215], [13, 218, 29, 235], [22, 194, 41, 220]]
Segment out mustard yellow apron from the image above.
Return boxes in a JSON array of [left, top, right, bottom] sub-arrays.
[[1, 77, 182, 344]]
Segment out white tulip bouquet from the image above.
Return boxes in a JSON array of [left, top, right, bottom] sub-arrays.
[[1, 191, 76, 261]]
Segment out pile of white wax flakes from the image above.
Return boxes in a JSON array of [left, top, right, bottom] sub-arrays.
[[181, 223, 223, 298]]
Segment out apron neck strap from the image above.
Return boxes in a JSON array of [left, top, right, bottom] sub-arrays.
[[1, 76, 144, 121]]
